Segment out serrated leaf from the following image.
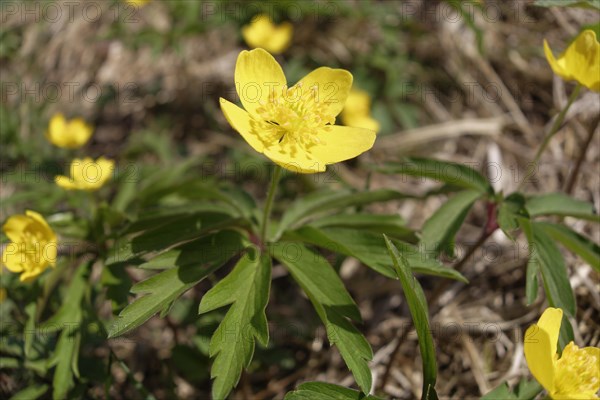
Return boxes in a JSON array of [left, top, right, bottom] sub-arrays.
[[534, 0, 600, 10], [286, 226, 467, 282], [536, 222, 600, 272], [310, 213, 417, 241], [384, 236, 438, 400], [421, 190, 482, 257], [276, 189, 408, 239], [497, 193, 529, 240], [273, 243, 372, 393], [198, 249, 271, 400], [376, 157, 493, 194], [525, 193, 599, 222], [106, 212, 235, 265], [284, 382, 384, 400], [108, 232, 244, 338], [526, 223, 576, 317]]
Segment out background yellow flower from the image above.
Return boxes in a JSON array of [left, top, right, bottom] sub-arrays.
[[1, 211, 57, 282], [544, 29, 600, 92], [45, 113, 93, 149], [242, 14, 293, 54], [340, 89, 381, 133], [220, 49, 376, 173], [55, 157, 115, 191], [525, 307, 600, 399]]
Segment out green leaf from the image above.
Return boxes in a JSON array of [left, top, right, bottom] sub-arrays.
[[198, 249, 271, 400], [108, 232, 244, 338], [536, 222, 600, 272], [497, 193, 529, 240], [106, 212, 234, 265], [527, 223, 577, 317], [514, 379, 543, 400], [273, 243, 372, 393], [9, 384, 49, 400], [101, 263, 133, 313], [311, 213, 417, 241], [287, 226, 467, 282], [284, 382, 384, 400], [52, 324, 81, 400], [276, 189, 408, 239], [421, 190, 482, 257], [376, 157, 493, 194], [525, 193, 599, 222], [481, 382, 517, 400], [384, 236, 438, 400], [534, 0, 600, 10]]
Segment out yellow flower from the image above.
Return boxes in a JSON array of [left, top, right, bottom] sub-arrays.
[[525, 307, 600, 399], [340, 89, 380, 133], [220, 49, 376, 173], [55, 157, 115, 191], [46, 114, 93, 149], [544, 30, 600, 92], [242, 14, 293, 54], [1, 211, 57, 282], [125, 0, 150, 6], [0, 288, 6, 303]]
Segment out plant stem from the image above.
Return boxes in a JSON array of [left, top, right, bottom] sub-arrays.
[[518, 83, 581, 191], [260, 165, 282, 244]]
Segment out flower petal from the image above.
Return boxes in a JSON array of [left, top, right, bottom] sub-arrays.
[[544, 39, 571, 81], [525, 323, 556, 393], [235, 49, 286, 116], [309, 125, 376, 165], [2, 248, 24, 273], [25, 210, 56, 242], [563, 30, 600, 92], [2, 214, 30, 243], [267, 22, 293, 54], [538, 307, 563, 359], [68, 118, 93, 147], [220, 98, 267, 153], [263, 144, 325, 174], [294, 67, 353, 119], [55, 175, 78, 190]]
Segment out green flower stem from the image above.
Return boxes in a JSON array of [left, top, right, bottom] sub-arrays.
[[260, 165, 282, 244], [518, 83, 581, 191]]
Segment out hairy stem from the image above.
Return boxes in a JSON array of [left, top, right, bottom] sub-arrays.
[[260, 165, 282, 244]]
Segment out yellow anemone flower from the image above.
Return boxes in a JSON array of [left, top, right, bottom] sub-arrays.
[[220, 49, 376, 173], [340, 89, 380, 133], [242, 14, 293, 54], [125, 0, 150, 6], [544, 30, 600, 92], [55, 157, 115, 191], [46, 113, 93, 149], [1, 211, 57, 282], [525, 307, 600, 399]]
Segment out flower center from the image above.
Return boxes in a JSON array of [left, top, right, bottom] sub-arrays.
[[255, 83, 334, 157], [554, 342, 599, 396]]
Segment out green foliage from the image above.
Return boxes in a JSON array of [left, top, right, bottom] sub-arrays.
[[285, 382, 384, 400], [482, 379, 543, 400], [534, 0, 600, 10], [385, 236, 438, 400], [198, 249, 271, 400], [525, 192, 599, 222]]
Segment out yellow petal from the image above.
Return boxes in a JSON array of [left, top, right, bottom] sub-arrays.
[[263, 144, 325, 174], [20, 266, 43, 283], [563, 30, 600, 92], [342, 116, 381, 133], [25, 210, 55, 242], [68, 118, 93, 147], [544, 39, 571, 81], [538, 307, 563, 359], [235, 49, 287, 116], [2, 214, 30, 243], [309, 125, 376, 165], [220, 98, 267, 153], [2, 248, 25, 273], [266, 22, 293, 54], [294, 67, 353, 119], [55, 175, 78, 190], [96, 157, 115, 188], [525, 323, 556, 393], [242, 15, 273, 49]]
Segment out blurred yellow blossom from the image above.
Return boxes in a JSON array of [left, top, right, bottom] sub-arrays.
[[242, 14, 293, 54], [46, 113, 93, 149], [340, 89, 380, 133], [544, 30, 600, 92], [525, 307, 600, 399], [55, 157, 115, 191], [1, 211, 57, 282], [220, 49, 376, 173], [125, 0, 150, 6]]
